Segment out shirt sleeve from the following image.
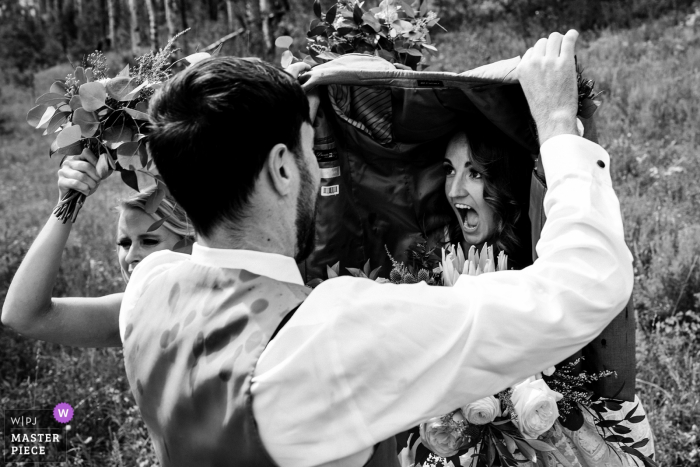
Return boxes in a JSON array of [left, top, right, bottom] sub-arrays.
[[252, 135, 634, 467]]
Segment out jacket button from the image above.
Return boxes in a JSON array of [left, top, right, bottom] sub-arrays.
[[597, 160, 606, 168]]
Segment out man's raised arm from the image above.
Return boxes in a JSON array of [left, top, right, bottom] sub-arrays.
[[253, 30, 634, 467]]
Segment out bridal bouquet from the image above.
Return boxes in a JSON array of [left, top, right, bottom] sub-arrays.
[[26, 31, 196, 222], [276, 0, 442, 70]]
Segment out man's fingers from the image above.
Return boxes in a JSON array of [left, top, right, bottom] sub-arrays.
[[521, 47, 533, 61], [560, 29, 579, 58], [285, 62, 310, 79], [545, 32, 563, 57], [532, 37, 547, 56]]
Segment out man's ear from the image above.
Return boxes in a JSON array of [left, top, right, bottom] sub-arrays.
[[265, 143, 295, 196]]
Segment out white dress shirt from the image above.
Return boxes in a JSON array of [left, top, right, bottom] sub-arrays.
[[120, 135, 633, 467]]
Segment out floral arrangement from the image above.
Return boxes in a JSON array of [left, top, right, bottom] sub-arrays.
[[25, 31, 198, 223], [276, 0, 442, 70], [389, 243, 655, 467]]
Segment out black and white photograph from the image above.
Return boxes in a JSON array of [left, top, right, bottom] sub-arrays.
[[0, 0, 697, 465]]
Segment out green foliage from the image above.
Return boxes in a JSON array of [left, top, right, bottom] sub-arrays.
[[1, 7, 700, 466]]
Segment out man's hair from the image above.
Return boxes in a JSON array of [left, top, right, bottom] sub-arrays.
[[148, 57, 311, 237]]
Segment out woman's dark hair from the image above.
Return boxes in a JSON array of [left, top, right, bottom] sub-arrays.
[[451, 118, 534, 270], [147, 57, 311, 238]]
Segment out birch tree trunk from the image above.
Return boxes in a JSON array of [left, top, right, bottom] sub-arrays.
[[246, 0, 263, 56], [144, 0, 158, 50], [164, 0, 187, 52], [226, 0, 236, 30], [128, 0, 140, 55], [107, 0, 117, 50], [259, 0, 274, 57]]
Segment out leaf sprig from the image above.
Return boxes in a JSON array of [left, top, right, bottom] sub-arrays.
[[277, 0, 442, 70], [26, 33, 188, 222]]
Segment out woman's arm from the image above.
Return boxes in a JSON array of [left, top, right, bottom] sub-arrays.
[[1, 152, 123, 347]]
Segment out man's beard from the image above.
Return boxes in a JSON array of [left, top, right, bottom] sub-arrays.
[[294, 158, 317, 262]]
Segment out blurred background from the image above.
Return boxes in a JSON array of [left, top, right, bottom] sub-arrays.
[[1, 0, 699, 465]]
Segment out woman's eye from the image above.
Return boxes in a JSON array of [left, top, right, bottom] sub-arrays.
[[143, 239, 160, 247], [443, 165, 455, 176], [469, 169, 482, 179], [117, 240, 131, 249]]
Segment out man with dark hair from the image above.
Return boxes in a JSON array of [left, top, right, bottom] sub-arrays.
[[120, 31, 634, 466]]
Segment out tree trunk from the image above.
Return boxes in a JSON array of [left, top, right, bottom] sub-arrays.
[[246, 0, 263, 56], [208, 0, 218, 21], [164, 0, 187, 52], [163, 0, 178, 39], [226, 0, 236, 30], [128, 0, 140, 55], [74, 0, 83, 20], [144, 0, 158, 50], [259, 0, 274, 57], [107, 0, 117, 50]]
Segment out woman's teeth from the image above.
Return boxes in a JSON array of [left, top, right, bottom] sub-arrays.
[[455, 203, 478, 232]]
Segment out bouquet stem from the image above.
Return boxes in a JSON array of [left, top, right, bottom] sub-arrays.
[[53, 190, 86, 224]]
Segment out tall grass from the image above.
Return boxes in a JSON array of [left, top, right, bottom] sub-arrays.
[[1, 14, 699, 466]]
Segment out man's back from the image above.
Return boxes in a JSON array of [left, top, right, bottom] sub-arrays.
[[121, 250, 309, 466]]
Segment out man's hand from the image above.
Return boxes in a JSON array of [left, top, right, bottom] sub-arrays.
[[284, 62, 320, 122], [516, 30, 580, 146]]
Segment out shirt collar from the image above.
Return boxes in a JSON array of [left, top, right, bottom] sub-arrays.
[[190, 243, 304, 286]]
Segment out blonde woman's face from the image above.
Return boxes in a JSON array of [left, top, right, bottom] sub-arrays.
[[117, 208, 181, 280], [444, 132, 497, 246]]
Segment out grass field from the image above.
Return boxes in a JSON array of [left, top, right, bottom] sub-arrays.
[[1, 14, 699, 466]]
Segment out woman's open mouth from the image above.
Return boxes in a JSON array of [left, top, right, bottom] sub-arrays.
[[455, 203, 479, 233]]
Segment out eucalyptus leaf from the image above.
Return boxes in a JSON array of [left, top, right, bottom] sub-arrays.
[[307, 24, 327, 37], [398, 0, 415, 17], [173, 237, 194, 253], [362, 12, 381, 31], [103, 124, 134, 146], [95, 151, 114, 179], [327, 264, 339, 279], [145, 186, 166, 214], [275, 35, 294, 49], [53, 140, 83, 157], [523, 439, 556, 452], [147, 217, 168, 232], [120, 168, 140, 192], [69, 95, 82, 110], [27, 104, 50, 128], [117, 142, 142, 169], [118, 64, 130, 77], [281, 50, 296, 68], [325, 3, 338, 24], [124, 108, 150, 121], [49, 81, 68, 95], [36, 92, 69, 106], [85, 68, 94, 82], [79, 82, 107, 112], [122, 81, 149, 101], [404, 47, 423, 57], [309, 18, 322, 30], [44, 111, 70, 135], [353, 2, 364, 23], [56, 125, 82, 148], [74, 67, 86, 84], [73, 108, 100, 137], [106, 77, 135, 100], [313, 0, 321, 18]]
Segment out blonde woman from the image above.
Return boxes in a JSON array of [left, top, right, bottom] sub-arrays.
[[1, 152, 194, 347]]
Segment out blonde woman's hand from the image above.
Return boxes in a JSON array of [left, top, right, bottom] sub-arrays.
[[57, 150, 103, 200]]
